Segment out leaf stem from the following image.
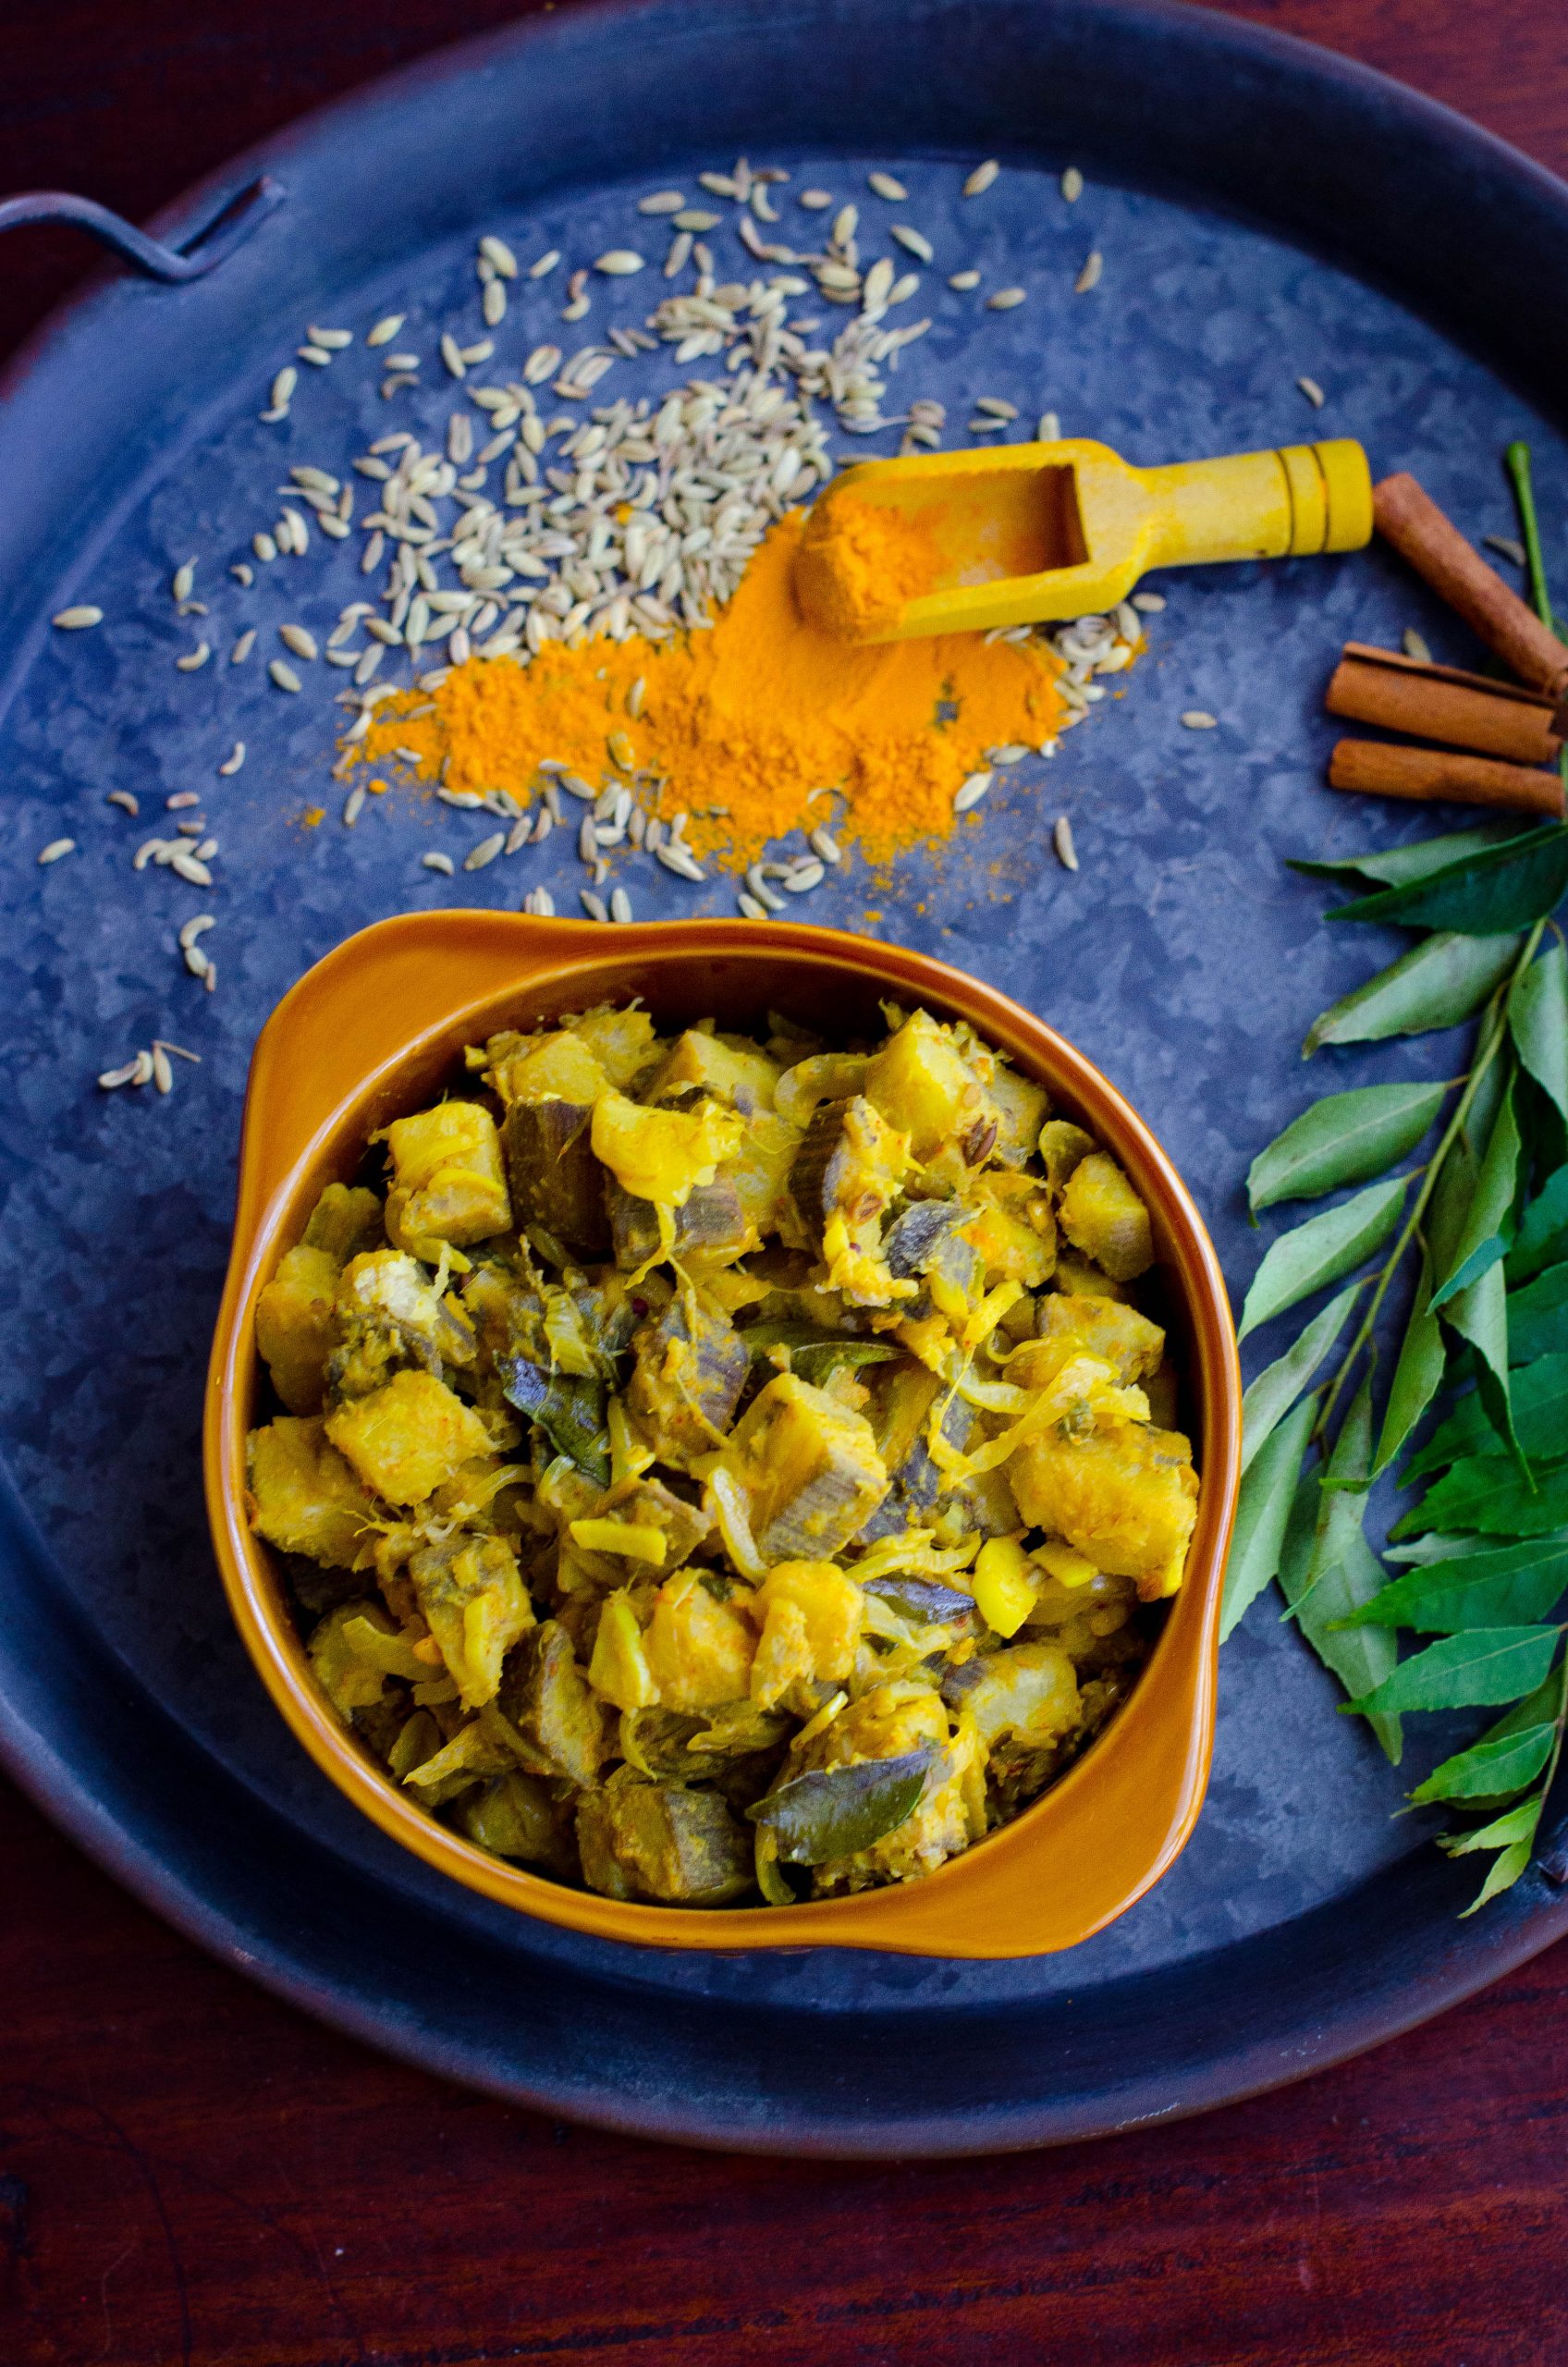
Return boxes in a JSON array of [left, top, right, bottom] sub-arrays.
[[1314, 922, 1545, 1442], [1537, 1665, 1568, 1840], [1505, 441, 1554, 630]]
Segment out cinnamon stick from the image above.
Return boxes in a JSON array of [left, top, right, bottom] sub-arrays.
[[1329, 737, 1565, 817], [1373, 473, 1568, 697], [1326, 642, 1562, 765]]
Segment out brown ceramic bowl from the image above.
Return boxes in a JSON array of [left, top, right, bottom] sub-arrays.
[[206, 911, 1241, 1957]]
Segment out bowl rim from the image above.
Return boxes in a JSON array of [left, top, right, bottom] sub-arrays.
[[206, 912, 1241, 1957]]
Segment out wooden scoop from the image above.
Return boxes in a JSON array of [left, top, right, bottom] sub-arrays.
[[794, 435, 1373, 643]]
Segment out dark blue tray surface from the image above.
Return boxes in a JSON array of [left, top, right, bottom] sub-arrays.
[[4, 0, 1568, 2154]]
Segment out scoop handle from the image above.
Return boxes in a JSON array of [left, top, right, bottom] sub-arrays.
[[1140, 438, 1372, 569]]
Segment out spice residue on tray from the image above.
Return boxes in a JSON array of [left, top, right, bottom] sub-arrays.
[[349, 509, 1070, 871]]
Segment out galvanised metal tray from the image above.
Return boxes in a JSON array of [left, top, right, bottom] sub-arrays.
[[4, 0, 1567, 2156]]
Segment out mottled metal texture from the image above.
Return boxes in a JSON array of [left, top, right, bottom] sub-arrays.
[[2, 0, 1567, 2152]]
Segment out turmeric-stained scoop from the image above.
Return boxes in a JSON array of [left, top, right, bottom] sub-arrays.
[[795, 435, 1373, 643]]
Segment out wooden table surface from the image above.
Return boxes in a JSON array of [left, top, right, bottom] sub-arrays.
[[6, 4, 1568, 2360]]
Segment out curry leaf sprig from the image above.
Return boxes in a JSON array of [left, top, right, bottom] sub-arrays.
[[1221, 444, 1568, 1913]]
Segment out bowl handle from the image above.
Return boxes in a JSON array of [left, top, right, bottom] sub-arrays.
[[234, 911, 595, 1233]]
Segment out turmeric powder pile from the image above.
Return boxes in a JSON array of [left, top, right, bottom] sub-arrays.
[[350, 507, 1068, 870], [791, 487, 950, 639]]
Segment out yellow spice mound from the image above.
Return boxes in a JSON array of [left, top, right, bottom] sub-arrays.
[[792, 488, 949, 638], [350, 507, 1066, 870]]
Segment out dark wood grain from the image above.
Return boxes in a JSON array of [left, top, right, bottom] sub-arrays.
[[5, 4, 1568, 2361], [5, 1775, 1568, 2367]]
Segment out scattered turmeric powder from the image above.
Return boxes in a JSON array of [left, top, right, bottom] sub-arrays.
[[350, 508, 1067, 871]]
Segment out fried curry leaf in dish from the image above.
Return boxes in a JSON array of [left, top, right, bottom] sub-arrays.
[[498, 1356, 611, 1488], [245, 1001, 1201, 1907], [748, 1749, 939, 1864]]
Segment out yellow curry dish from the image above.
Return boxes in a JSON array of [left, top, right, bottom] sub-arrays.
[[246, 1000, 1201, 1909]]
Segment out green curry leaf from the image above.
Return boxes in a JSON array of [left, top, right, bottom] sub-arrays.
[[1300, 1538, 1403, 1757], [1440, 1791, 1547, 1858], [1430, 1083, 1521, 1310], [1407, 1354, 1568, 1479], [1240, 1283, 1361, 1474], [1444, 1259, 1525, 1473], [1411, 1722, 1556, 1808], [1440, 1764, 1549, 1907], [1392, 1453, 1568, 1541], [1344, 1625, 1562, 1718], [1290, 822, 1527, 889], [1383, 1532, 1530, 1567], [1220, 1394, 1319, 1640], [1428, 1133, 1481, 1288], [1239, 1175, 1407, 1340], [1246, 1082, 1446, 1212], [1303, 933, 1522, 1057], [1507, 1260, 1568, 1363], [1280, 1382, 1402, 1760], [1371, 1248, 1448, 1478], [1460, 1837, 1536, 1913], [1409, 1666, 1566, 1809], [746, 1748, 936, 1863], [1510, 939, 1568, 1119], [1506, 1167, 1568, 1284], [1332, 1538, 1568, 1633], [1327, 825, 1568, 936]]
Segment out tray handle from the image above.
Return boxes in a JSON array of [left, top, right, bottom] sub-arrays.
[[0, 176, 285, 282]]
